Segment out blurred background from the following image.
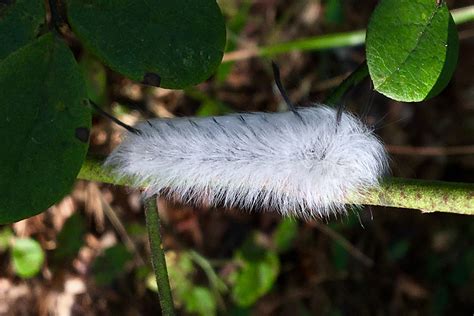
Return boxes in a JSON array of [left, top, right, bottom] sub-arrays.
[[1, 0, 473, 315]]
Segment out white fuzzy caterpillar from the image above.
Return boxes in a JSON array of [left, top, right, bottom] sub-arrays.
[[105, 105, 388, 218]]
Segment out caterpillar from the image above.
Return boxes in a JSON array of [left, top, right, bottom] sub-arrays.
[[104, 100, 388, 219]]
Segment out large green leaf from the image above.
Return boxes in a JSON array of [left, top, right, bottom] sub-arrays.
[[12, 238, 45, 278], [0, 0, 45, 61], [366, 0, 459, 102], [0, 33, 91, 224], [66, 0, 226, 89]]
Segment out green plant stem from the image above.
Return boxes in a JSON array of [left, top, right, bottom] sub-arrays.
[[144, 196, 175, 316], [362, 178, 474, 215], [78, 158, 474, 215], [451, 5, 474, 24], [259, 29, 366, 57], [223, 5, 474, 62], [325, 61, 369, 105]]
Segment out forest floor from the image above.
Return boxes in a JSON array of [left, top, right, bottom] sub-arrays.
[[1, 0, 473, 315]]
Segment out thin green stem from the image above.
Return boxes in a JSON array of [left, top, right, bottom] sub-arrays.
[[223, 5, 474, 63], [144, 196, 175, 316], [325, 61, 369, 105], [78, 158, 474, 215], [451, 5, 474, 24], [78, 157, 131, 186], [259, 30, 366, 57]]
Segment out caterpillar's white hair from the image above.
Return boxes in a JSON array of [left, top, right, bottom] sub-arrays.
[[105, 105, 388, 218]]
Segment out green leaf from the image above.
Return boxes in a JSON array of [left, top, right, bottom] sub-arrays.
[[92, 244, 132, 286], [54, 212, 86, 261], [366, 0, 459, 101], [273, 218, 298, 253], [188, 250, 228, 294], [148, 250, 223, 315], [426, 15, 459, 99], [232, 250, 280, 307], [184, 286, 217, 316], [0, 0, 45, 61], [12, 238, 45, 278], [0, 227, 13, 251], [79, 53, 107, 105], [0, 33, 91, 224], [165, 251, 195, 298], [66, 0, 226, 89]]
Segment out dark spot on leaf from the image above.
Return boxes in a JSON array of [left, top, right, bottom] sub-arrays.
[[81, 99, 90, 107], [75, 127, 90, 143], [142, 72, 161, 87]]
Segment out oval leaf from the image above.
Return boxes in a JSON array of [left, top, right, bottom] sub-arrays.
[[232, 251, 279, 307], [426, 15, 459, 99], [0, 33, 91, 224], [0, 0, 45, 61], [366, 0, 459, 102], [12, 238, 45, 278], [66, 0, 226, 89]]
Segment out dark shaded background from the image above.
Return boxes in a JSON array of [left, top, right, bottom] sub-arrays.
[[1, 0, 473, 315]]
